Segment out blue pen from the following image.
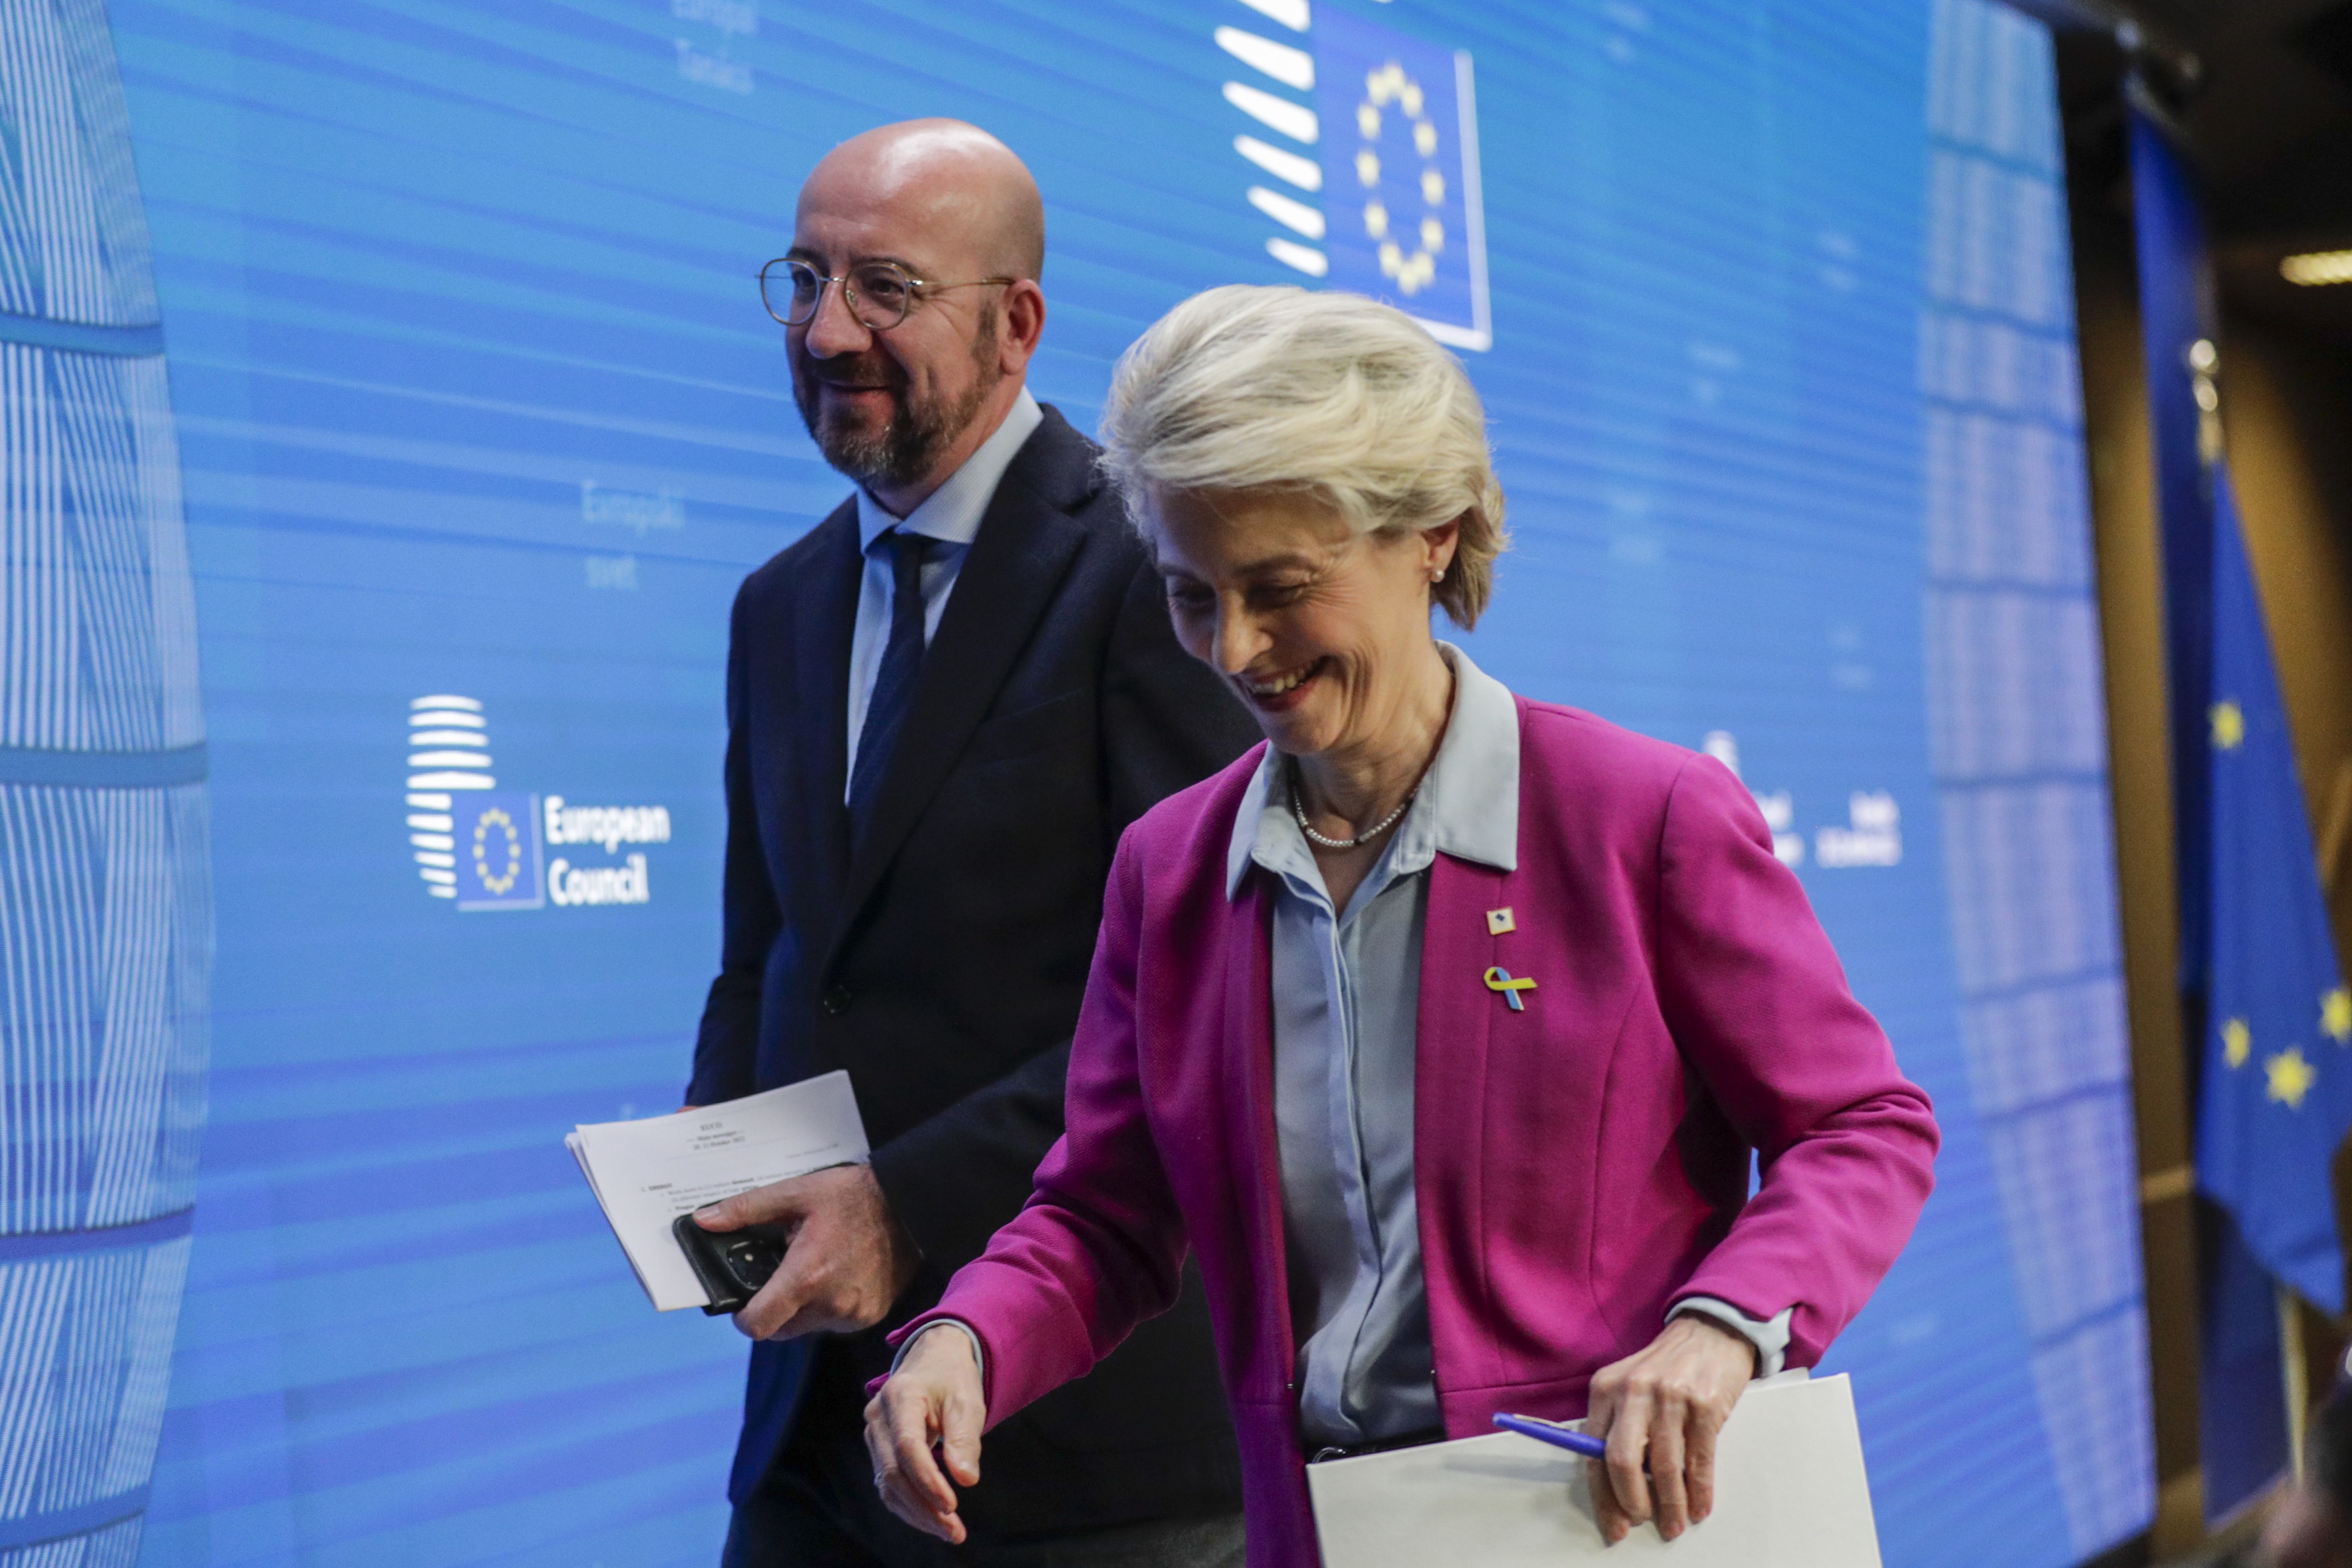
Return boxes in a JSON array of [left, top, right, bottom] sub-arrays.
[[1492, 1411, 1609, 1459]]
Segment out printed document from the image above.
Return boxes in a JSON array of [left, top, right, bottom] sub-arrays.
[[567, 1071, 869, 1312], [1306, 1371, 1880, 1568]]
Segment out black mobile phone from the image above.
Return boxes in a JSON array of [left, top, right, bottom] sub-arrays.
[[673, 1212, 790, 1316]]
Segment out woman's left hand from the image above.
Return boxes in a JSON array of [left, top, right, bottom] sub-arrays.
[[1581, 1314, 1757, 1543]]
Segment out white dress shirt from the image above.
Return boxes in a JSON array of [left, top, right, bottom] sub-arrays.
[[843, 387, 1042, 796]]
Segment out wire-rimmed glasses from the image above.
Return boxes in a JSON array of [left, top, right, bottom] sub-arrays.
[[759, 257, 1017, 331]]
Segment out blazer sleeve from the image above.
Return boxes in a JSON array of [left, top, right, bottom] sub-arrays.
[[686, 585, 775, 1107], [887, 831, 1192, 1428], [869, 554, 1253, 1273], [1656, 754, 1940, 1367]]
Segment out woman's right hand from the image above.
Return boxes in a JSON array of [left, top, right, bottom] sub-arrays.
[[864, 1324, 988, 1544]]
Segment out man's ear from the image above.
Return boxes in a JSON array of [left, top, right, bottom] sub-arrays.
[[999, 280, 1047, 375]]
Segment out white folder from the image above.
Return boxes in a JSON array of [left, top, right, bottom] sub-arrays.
[[1305, 1372, 1881, 1567]]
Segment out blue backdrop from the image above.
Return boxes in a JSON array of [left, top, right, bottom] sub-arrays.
[[0, 0, 2152, 1563]]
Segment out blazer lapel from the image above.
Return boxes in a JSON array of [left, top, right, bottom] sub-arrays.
[[1223, 873, 1295, 1391], [1418, 851, 1508, 1393], [823, 417, 1091, 973], [790, 505, 860, 915]]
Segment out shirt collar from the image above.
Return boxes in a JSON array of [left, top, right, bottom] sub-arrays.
[[1224, 641, 1521, 900], [854, 386, 1044, 551]]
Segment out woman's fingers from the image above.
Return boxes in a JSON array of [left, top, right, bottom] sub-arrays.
[[872, 1464, 946, 1542], [1686, 1402, 1724, 1524], [878, 1448, 961, 1541], [864, 1384, 964, 1542], [861, 1329, 989, 1545], [1668, 1312, 1751, 1528], [892, 1395, 961, 1516], [1646, 1386, 1691, 1539], [940, 1377, 985, 1489], [1578, 1315, 1753, 1543], [1585, 1456, 1632, 1544], [1601, 1383, 1655, 1534], [1582, 1358, 1638, 1544]]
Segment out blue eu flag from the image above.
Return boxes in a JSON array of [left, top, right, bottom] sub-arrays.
[[2197, 470, 2352, 1312], [450, 791, 544, 911], [2133, 105, 2298, 1520], [1312, 9, 1489, 351]]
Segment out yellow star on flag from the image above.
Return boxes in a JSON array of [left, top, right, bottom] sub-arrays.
[[2211, 699, 2245, 751], [2326, 987, 2352, 1045], [2266, 1046, 2318, 1111], [2223, 1017, 2252, 1068]]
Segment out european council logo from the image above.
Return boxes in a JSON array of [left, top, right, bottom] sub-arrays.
[[404, 693, 669, 912], [1217, 0, 1491, 351], [450, 791, 545, 910]]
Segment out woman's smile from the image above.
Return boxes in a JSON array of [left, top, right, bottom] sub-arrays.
[[1235, 656, 1328, 713]]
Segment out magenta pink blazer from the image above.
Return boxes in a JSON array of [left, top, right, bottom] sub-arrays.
[[893, 697, 1939, 1566]]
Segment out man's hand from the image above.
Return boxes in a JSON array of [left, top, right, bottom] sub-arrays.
[[865, 1325, 987, 1545], [692, 1163, 921, 1340], [1581, 1314, 1756, 1544]]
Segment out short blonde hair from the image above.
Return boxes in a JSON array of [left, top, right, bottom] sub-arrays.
[[1098, 285, 1506, 628]]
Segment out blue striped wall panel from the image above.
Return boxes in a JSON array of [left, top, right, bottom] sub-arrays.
[[0, 0, 210, 1559], [1913, 1, 2150, 1552]]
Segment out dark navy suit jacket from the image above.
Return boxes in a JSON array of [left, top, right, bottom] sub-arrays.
[[691, 405, 1254, 1533]]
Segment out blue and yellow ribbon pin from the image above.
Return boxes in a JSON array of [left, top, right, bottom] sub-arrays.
[[1484, 966, 1537, 1011]]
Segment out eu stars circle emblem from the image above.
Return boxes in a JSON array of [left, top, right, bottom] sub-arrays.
[[472, 806, 523, 896], [1354, 61, 1444, 296]]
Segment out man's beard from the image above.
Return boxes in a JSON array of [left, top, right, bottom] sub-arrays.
[[795, 311, 1003, 492]]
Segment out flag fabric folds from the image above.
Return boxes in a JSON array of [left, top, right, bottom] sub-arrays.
[[2129, 98, 2343, 1522], [2195, 469, 2352, 1312]]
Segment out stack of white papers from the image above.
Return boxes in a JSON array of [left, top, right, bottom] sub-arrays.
[[1306, 1371, 1881, 1567], [566, 1071, 870, 1312]]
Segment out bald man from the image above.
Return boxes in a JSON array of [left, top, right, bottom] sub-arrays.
[[686, 121, 1254, 1566]]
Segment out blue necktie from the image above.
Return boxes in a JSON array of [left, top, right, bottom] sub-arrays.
[[848, 529, 934, 839]]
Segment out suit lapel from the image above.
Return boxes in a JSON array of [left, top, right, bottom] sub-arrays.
[[790, 504, 860, 914], [823, 414, 1093, 974]]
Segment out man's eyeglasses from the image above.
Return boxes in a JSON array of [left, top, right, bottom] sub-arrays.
[[759, 258, 1017, 332]]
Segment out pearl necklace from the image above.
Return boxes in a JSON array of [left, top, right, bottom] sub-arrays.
[[1289, 774, 1416, 851]]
